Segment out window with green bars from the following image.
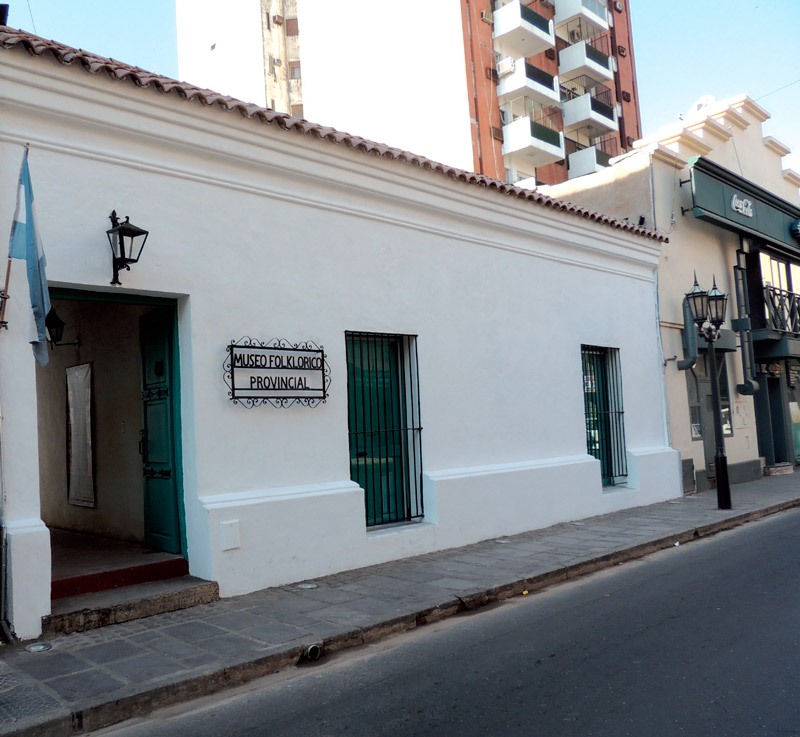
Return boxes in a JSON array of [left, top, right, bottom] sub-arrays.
[[581, 345, 627, 485], [345, 332, 423, 527]]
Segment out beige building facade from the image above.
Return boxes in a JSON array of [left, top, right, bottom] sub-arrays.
[[544, 95, 800, 492]]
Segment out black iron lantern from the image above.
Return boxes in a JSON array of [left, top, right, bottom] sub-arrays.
[[45, 308, 66, 347], [684, 273, 709, 327], [106, 210, 148, 286], [706, 276, 728, 329], [44, 307, 79, 349]]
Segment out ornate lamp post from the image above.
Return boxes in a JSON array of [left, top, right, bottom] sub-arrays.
[[685, 274, 731, 509]]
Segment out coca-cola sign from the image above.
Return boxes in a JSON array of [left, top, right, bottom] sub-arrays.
[[730, 194, 754, 218]]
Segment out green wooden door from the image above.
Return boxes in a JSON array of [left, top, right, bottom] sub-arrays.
[[140, 309, 182, 553]]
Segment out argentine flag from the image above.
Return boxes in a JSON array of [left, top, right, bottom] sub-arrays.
[[8, 149, 51, 367]]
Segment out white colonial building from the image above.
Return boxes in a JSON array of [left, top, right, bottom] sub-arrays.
[[0, 28, 679, 640]]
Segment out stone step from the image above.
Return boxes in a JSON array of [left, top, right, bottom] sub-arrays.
[[763, 463, 794, 476], [42, 576, 219, 636]]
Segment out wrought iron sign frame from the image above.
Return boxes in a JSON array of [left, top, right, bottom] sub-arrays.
[[223, 336, 330, 408]]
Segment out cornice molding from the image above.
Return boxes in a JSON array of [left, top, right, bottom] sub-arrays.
[[658, 129, 712, 157], [726, 94, 771, 123], [685, 116, 732, 143], [783, 169, 800, 189], [764, 136, 791, 157], [709, 105, 750, 131]]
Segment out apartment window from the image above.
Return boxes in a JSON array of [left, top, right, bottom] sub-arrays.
[[289, 61, 301, 80], [345, 332, 423, 527], [581, 345, 627, 485], [286, 17, 299, 36]]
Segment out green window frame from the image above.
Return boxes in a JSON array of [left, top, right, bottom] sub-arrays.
[[345, 332, 423, 527], [581, 345, 628, 486]]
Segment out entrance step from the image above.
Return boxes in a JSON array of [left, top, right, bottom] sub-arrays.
[[51, 557, 190, 599], [42, 575, 219, 636], [764, 462, 794, 476]]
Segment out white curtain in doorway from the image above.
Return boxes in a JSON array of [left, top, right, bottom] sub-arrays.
[[67, 363, 95, 507]]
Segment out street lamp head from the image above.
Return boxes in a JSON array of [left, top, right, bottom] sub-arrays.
[[707, 276, 728, 329], [685, 272, 709, 327]]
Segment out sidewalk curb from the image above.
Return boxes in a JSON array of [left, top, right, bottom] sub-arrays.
[[4, 498, 799, 737]]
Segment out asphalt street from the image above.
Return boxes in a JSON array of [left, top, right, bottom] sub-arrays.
[[94, 508, 800, 737]]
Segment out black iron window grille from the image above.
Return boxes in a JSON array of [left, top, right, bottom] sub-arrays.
[[345, 332, 423, 527], [581, 345, 627, 485]]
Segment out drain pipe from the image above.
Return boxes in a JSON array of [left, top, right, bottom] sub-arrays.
[[733, 237, 758, 395], [303, 642, 323, 662], [677, 298, 697, 371]]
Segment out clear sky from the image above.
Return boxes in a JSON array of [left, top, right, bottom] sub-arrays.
[[8, 0, 800, 172]]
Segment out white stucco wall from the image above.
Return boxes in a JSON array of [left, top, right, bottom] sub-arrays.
[[0, 44, 679, 638]]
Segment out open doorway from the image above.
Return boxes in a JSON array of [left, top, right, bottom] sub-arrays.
[[36, 291, 186, 601]]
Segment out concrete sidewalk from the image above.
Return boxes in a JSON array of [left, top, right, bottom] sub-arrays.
[[2, 474, 799, 737]]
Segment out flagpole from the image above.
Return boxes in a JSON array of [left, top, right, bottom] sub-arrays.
[[0, 258, 11, 330], [1, 144, 29, 331]]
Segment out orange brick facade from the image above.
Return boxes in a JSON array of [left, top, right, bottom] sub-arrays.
[[460, 0, 642, 185]]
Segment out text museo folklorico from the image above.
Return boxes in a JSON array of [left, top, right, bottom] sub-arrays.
[[233, 353, 323, 370]]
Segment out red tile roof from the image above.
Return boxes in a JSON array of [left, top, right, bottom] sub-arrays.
[[0, 27, 665, 242]]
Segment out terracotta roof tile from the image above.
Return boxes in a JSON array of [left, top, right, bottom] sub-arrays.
[[0, 27, 665, 243]]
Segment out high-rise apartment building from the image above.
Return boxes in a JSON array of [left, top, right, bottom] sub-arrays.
[[461, 0, 641, 185], [177, 0, 641, 186], [261, 0, 304, 118]]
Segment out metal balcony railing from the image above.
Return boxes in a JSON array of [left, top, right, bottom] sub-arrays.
[[520, 3, 550, 33], [590, 95, 614, 120], [585, 39, 610, 68], [525, 62, 555, 90], [764, 285, 800, 333], [594, 134, 618, 165], [581, 0, 606, 20], [531, 118, 561, 147]]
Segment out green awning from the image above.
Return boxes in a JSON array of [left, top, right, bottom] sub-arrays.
[[687, 157, 800, 255]]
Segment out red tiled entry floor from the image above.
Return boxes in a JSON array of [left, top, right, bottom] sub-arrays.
[[50, 528, 188, 599]]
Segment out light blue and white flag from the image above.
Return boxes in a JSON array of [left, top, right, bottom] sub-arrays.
[[8, 149, 51, 367]]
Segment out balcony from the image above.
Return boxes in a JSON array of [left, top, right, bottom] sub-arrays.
[[497, 59, 560, 107], [561, 85, 618, 135], [554, 0, 609, 42], [493, 1, 556, 59], [567, 145, 608, 179], [502, 113, 565, 171], [558, 39, 613, 84], [763, 285, 800, 333]]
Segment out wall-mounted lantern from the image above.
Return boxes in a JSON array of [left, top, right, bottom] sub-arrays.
[[106, 210, 148, 286], [45, 308, 79, 349]]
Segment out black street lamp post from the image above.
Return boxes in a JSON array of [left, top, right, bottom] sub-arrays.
[[685, 274, 731, 510]]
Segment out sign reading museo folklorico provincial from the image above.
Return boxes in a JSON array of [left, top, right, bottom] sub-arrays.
[[224, 337, 330, 408]]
